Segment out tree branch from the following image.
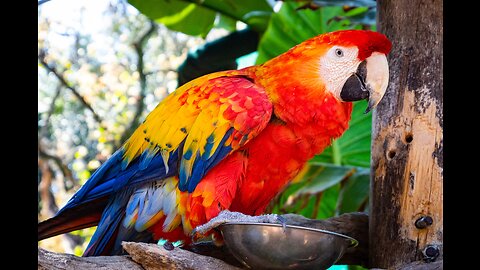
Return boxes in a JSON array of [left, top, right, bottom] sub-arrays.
[[122, 242, 242, 270], [119, 20, 156, 145], [38, 158, 59, 217], [38, 248, 143, 270], [38, 145, 84, 251], [38, 50, 104, 127], [38, 143, 75, 186]]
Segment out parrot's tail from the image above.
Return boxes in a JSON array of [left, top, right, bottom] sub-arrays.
[[38, 197, 108, 241]]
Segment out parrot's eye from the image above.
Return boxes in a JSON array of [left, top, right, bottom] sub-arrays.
[[335, 48, 344, 57]]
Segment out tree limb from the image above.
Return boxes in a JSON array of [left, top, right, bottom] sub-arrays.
[[119, 20, 156, 146], [397, 260, 443, 270], [38, 248, 144, 270], [38, 158, 59, 217], [122, 242, 242, 270], [38, 50, 104, 126], [38, 143, 75, 186]]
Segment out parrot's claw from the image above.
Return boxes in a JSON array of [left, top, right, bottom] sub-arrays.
[[190, 227, 200, 242], [191, 210, 290, 241]]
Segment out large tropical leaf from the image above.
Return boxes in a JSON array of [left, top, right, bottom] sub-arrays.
[[128, 0, 273, 37], [338, 167, 369, 213], [304, 0, 376, 7], [256, 3, 344, 64], [268, 163, 369, 218], [128, 0, 215, 37], [255, 2, 374, 64]]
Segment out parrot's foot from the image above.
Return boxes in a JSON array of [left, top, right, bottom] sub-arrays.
[[191, 210, 287, 241], [157, 239, 184, 250]]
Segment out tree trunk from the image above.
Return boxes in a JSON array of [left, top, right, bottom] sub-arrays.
[[370, 0, 443, 268]]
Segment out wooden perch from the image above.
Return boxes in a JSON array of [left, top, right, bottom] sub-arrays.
[[122, 242, 242, 270], [38, 212, 441, 269], [38, 243, 241, 270], [38, 247, 143, 270]]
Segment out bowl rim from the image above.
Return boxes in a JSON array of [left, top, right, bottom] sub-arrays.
[[219, 222, 359, 248]]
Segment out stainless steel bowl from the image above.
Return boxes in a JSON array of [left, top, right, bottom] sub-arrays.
[[219, 222, 358, 270]]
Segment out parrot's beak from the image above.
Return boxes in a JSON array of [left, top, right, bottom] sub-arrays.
[[340, 52, 389, 113]]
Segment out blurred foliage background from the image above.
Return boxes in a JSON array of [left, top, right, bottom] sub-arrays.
[[38, 0, 377, 267]]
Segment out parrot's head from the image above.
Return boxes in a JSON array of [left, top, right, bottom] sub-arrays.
[[315, 30, 392, 112], [258, 30, 392, 114]]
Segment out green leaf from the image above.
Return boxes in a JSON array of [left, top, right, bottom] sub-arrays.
[[128, 0, 216, 37], [156, 4, 215, 38], [215, 14, 236, 32], [329, 7, 377, 28], [315, 183, 340, 219], [344, 7, 376, 26], [256, 2, 347, 64], [348, 265, 369, 270], [292, 163, 355, 197], [128, 0, 273, 36], [311, 0, 376, 7], [339, 167, 370, 213], [194, 0, 273, 32], [269, 163, 359, 217], [269, 162, 371, 219]]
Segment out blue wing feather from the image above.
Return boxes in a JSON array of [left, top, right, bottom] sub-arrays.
[[58, 148, 180, 215], [179, 128, 234, 192], [83, 186, 133, 256]]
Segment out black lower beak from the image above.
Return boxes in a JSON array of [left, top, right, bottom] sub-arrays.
[[340, 61, 369, 103], [340, 54, 389, 114]]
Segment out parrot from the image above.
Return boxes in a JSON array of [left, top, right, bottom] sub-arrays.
[[38, 29, 392, 256]]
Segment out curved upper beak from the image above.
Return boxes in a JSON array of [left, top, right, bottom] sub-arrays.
[[340, 52, 389, 113]]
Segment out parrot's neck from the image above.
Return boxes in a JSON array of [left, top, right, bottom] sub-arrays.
[[241, 65, 353, 154]]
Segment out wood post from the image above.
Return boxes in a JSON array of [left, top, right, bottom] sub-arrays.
[[370, 0, 443, 268]]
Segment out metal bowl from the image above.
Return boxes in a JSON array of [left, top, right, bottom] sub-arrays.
[[219, 222, 358, 270]]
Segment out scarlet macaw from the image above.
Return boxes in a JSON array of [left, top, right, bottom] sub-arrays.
[[38, 30, 391, 256]]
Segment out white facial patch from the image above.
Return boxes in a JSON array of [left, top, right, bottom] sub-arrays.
[[318, 46, 360, 99]]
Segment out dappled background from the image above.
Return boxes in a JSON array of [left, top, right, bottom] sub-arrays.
[[38, 0, 377, 266]]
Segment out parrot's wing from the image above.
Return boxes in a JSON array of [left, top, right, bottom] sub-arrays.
[[63, 72, 273, 212], [123, 74, 273, 192]]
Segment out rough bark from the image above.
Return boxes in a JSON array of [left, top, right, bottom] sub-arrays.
[[397, 260, 443, 270], [38, 243, 241, 270], [38, 247, 144, 270], [371, 260, 443, 270], [371, 0, 443, 268], [122, 242, 242, 270]]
